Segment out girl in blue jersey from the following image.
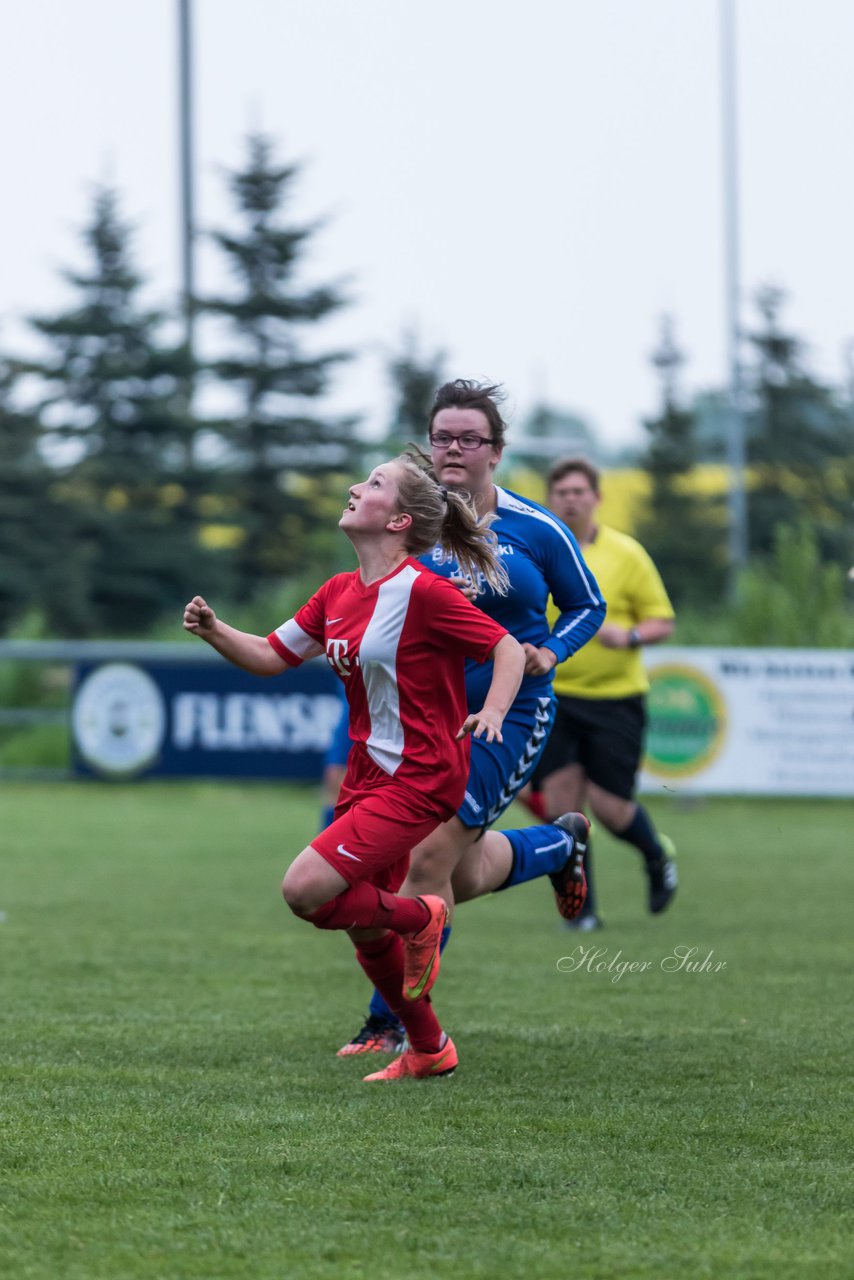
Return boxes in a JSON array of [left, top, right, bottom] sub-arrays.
[[338, 380, 606, 1057]]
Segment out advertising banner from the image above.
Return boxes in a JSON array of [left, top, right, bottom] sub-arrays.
[[69, 647, 854, 794], [71, 660, 343, 780], [640, 647, 854, 797]]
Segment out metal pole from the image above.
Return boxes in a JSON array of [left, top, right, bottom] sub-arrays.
[[720, 0, 748, 594], [178, 0, 195, 371]]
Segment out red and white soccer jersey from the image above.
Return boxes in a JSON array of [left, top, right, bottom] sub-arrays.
[[267, 557, 507, 817]]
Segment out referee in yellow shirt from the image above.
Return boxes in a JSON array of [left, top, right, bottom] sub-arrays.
[[533, 457, 677, 927]]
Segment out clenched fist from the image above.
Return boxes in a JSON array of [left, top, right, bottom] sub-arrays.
[[183, 595, 217, 635]]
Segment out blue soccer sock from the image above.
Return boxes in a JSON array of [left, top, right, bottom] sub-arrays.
[[495, 822, 575, 891], [369, 925, 452, 1025], [320, 804, 336, 829]]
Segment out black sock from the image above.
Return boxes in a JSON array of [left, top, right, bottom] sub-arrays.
[[617, 805, 664, 866]]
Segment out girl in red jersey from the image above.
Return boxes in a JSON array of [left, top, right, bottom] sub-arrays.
[[183, 455, 524, 1081]]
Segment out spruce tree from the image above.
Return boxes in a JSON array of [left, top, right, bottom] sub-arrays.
[[637, 318, 727, 606], [27, 187, 208, 634], [201, 134, 358, 597], [380, 329, 446, 456], [0, 359, 54, 632], [745, 285, 854, 560]]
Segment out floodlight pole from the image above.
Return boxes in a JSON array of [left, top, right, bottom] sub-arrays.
[[178, 0, 196, 379], [720, 0, 748, 596]]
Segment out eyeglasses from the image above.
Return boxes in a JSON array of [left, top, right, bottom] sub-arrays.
[[429, 432, 496, 451]]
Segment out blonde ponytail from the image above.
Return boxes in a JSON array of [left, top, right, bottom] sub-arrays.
[[394, 452, 509, 596]]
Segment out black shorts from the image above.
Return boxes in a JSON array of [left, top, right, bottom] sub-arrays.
[[532, 694, 646, 801]]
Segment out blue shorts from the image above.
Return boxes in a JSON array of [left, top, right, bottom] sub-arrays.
[[458, 691, 556, 830]]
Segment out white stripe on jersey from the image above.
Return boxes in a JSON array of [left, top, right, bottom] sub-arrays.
[[495, 486, 602, 606], [552, 607, 594, 642], [273, 618, 324, 661], [360, 563, 421, 776]]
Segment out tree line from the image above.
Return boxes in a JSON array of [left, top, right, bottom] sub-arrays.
[[1, 133, 852, 639]]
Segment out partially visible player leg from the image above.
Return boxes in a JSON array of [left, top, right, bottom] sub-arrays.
[[449, 703, 590, 919], [285, 785, 452, 1002], [338, 818, 463, 1054], [341, 697, 556, 1048], [288, 877, 447, 1005], [283, 848, 432, 935], [581, 696, 677, 915], [451, 814, 589, 920], [338, 692, 559, 1052], [587, 783, 677, 914], [354, 933, 446, 1053], [353, 921, 456, 1081]]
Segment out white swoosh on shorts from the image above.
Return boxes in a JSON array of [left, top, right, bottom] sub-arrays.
[[337, 843, 361, 861]]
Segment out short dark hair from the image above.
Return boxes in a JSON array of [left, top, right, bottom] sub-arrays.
[[547, 455, 601, 495], [427, 379, 507, 449]]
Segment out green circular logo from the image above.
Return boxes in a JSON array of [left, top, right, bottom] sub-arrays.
[[645, 664, 726, 777]]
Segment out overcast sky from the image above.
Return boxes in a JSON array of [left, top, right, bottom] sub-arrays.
[[4, 0, 853, 449]]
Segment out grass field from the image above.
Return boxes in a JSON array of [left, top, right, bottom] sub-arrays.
[[1, 784, 852, 1280]]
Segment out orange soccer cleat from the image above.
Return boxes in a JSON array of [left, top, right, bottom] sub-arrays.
[[363, 1036, 458, 1082], [401, 895, 448, 1001]]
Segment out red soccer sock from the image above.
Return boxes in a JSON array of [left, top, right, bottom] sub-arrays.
[[307, 882, 429, 935], [519, 788, 547, 821], [355, 933, 444, 1054]]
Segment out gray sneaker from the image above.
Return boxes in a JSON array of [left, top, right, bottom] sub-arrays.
[[563, 911, 602, 932]]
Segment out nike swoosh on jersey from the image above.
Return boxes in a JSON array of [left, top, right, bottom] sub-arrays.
[[337, 844, 361, 861], [326, 616, 344, 625]]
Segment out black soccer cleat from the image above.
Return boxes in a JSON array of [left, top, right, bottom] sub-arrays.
[[336, 1014, 406, 1057], [548, 812, 590, 921], [647, 835, 678, 914]]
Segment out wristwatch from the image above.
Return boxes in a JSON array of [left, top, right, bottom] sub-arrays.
[[628, 627, 642, 649]]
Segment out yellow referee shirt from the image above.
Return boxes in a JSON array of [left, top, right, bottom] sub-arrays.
[[548, 524, 674, 699]]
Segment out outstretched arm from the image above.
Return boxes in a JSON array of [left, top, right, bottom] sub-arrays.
[[183, 595, 290, 676], [457, 634, 525, 743]]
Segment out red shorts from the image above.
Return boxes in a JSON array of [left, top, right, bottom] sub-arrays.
[[311, 752, 451, 892]]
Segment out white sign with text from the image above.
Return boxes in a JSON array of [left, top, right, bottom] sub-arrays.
[[639, 647, 854, 797]]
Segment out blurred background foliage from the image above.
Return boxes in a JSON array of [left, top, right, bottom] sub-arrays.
[[1, 133, 852, 646]]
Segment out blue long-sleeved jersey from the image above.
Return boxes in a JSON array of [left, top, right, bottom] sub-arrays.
[[421, 484, 606, 705]]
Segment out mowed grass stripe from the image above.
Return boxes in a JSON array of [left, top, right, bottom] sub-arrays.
[[1, 785, 851, 1279]]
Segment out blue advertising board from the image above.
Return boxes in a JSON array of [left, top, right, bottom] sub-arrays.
[[71, 659, 344, 780]]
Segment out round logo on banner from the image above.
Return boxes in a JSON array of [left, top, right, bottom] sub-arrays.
[[72, 663, 167, 776], [645, 664, 726, 777]]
